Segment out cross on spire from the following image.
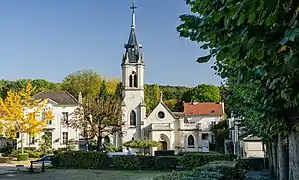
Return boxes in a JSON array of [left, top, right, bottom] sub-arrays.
[[130, 0, 137, 13]]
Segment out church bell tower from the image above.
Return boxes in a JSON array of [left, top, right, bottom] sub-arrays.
[[121, 1, 146, 143]]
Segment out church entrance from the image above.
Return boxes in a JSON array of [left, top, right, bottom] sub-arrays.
[[161, 141, 167, 150]]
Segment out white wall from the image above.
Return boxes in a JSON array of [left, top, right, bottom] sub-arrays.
[[244, 141, 264, 158], [16, 103, 79, 150]]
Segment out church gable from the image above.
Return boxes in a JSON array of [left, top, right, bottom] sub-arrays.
[[146, 102, 176, 123]]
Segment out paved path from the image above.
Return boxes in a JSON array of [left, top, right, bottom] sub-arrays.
[[245, 170, 271, 180], [0, 169, 164, 180]]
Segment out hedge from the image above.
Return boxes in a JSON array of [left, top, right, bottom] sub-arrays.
[[52, 151, 106, 169], [152, 161, 238, 180], [8, 149, 42, 158], [0, 157, 12, 163], [154, 150, 174, 156], [17, 153, 29, 161], [180, 153, 231, 170], [52, 151, 231, 170]]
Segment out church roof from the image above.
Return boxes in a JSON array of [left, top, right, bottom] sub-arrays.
[[33, 91, 78, 105], [184, 102, 224, 116], [123, 1, 141, 63]]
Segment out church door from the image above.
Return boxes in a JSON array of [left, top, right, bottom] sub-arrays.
[[161, 141, 167, 150]]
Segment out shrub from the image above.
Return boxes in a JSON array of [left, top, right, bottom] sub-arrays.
[[8, 149, 42, 158], [237, 158, 269, 171], [154, 150, 174, 156], [154, 156, 180, 170], [111, 156, 155, 170], [153, 160, 237, 180], [0, 157, 12, 163], [52, 151, 106, 169], [17, 153, 29, 161], [179, 153, 230, 170]]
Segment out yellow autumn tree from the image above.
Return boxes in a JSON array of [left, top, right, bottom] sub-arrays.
[[0, 83, 53, 153]]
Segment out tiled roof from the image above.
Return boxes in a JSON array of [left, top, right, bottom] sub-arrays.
[[184, 102, 224, 116], [33, 91, 78, 105]]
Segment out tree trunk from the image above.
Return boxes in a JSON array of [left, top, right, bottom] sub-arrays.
[[277, 134, 289, 180], [21, 132, 24, 154], [271, 141, 278, 179], [96, 125, 102, 151], [288, 131, 299, 180], [267, 141, 274, 178]]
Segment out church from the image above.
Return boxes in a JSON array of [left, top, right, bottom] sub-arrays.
[[113, 2, 225, 155]]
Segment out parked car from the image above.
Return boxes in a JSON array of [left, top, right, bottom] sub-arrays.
[[30, 154, 54, 167]]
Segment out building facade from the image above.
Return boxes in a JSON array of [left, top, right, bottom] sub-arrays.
[[117, 2, 225, 154], [16, 91, 80, 150]]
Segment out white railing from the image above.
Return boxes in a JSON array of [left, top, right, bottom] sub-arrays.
[[183, 123, 201, 130]]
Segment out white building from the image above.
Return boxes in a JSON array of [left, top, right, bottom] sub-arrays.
[[114, 2, 225, 155], [16, 91, 80, 150]]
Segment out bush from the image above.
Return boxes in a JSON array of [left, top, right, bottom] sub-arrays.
[[237, 158, 269, 171], [7, 149, 42, 158], [17, 153, 29, 161], [154, 156, 180, 170], [154, 150, 174, 156], [178, 151, 221, 156], [179, 153, 230, 170], [153, 161, 237, 180], [111, 156, 155, 170], [0, 157, 12, 163], [52, 151, 106, 169]]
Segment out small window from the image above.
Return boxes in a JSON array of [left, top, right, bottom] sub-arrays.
[[62, 112, 68, 125], [29, 136, 35, 145], [133, 74, 138, 87], [187, 135, 195, 148], [129, 75, 133, 87], [158, 111, 165, 119], [130, 111, 136, 126], [202, 133, 209, 140], [62, 132, 68, 144]]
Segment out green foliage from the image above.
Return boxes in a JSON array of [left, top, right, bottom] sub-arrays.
[[102, 143, 122, 152], [7, 149, 42, 158], [39, 135, 52, 153], [152, 161, 237, 180], [164, 99, 178, 111], [52, 151, 106, 168], [111, 156, 155, 170], [0, 157, 12, 163], [181, 84, 221, 103], [61, 69, 103, 99], [17, 153, 29, 161], [211, 120, 229, 153], [154, 150, 175, 156], [122, 139, 160, 149], [154, 156, 180, 170], [177, 0, 299, 140], [180, 153, 230, 170]]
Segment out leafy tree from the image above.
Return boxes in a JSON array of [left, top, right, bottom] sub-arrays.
[[178, 0, 299, 179], [181, 84, 221, 103], [122, 139, 160, 153], [39, 134, 52, 154], [164, 99, 178, 112], [61, 69, 102, 99], [0, 83, 54, 153], [68, 83, 123, 151], [210, 120, 229, 154]]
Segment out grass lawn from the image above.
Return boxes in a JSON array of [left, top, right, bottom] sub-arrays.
[[0, 169, 166, 180]]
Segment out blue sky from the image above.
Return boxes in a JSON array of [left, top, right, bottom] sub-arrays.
[[0, 0, 222, 87]]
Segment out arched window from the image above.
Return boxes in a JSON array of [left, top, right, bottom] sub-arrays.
[[187, 135, 195, 148], [133, 74, 138, 87], [129, 75, 133, 87], [130, 110, 136, 126]]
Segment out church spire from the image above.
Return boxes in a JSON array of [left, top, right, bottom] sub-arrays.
[[123, 0, 142, 64]]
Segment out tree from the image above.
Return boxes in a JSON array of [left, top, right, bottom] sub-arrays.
[[0, 83, 53, 153], [164, 99, 178, 112], [68, 81, 123, 151], [122, 139, 160, 154], [61, 70, 102, 99], [178, 0, 299, 179], [181, 84, 221, 103]]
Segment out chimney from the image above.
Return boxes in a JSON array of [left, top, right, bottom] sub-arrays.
[[78, 92, 82, 104], [220, 102, 225, 114]]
